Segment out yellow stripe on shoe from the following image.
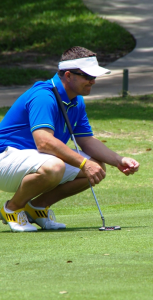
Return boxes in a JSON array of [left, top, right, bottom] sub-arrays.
[[25, 201, 66, 230], [24, 203, 48, 222], [0, 202, 37, 232]]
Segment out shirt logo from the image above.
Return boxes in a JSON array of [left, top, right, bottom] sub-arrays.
[[63, 121, 77, 133]]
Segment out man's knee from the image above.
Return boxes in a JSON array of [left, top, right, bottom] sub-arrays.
[[37, 158, 65, 185]]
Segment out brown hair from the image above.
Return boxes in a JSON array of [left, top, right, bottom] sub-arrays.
[[58, 46, 96, 77], [60, 46, 96, 61]]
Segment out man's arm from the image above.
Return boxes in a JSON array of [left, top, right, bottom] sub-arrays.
[[76, 136, 139, 176], [32, 128, 106, 185]]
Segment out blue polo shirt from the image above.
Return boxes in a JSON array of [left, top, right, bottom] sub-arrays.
[[0, 73, 93, 152]]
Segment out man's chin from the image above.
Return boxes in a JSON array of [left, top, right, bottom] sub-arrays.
[[82, 87, 92, 96]]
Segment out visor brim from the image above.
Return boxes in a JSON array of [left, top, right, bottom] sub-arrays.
[[80, 66, 111, 77]]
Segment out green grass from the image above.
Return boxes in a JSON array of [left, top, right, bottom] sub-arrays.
[[0, 67, 54, 85], [0, 0, 135, 85], [0, 68, 54, 86], [0, 95, 153, 299], [0, 0, 134, 54]]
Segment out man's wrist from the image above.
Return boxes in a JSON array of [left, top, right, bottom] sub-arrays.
[[79, 158, 87, 169]]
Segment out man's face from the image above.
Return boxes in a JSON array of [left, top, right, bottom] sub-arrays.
[[67, 70, 96, 97]]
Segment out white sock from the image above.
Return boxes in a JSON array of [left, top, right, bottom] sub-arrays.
[[4, 204, 14, 213]]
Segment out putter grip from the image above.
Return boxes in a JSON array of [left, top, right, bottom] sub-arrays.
[[52, 86, 73, 135]]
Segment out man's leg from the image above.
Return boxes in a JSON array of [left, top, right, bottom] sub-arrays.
[[31, 177, 89, 208], [6, 158, 65, 211], [0, 158, 66, 232], [31, 159, 106, 207], [30, 159, 106, 207], [24, 176, 90, 230], [1, 147, 105, 231], [24, 161, 105, 230]]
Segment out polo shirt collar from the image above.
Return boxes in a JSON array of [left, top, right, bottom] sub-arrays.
[[52, 73, 78, 106]]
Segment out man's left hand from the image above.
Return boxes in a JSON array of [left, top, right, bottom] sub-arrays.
[[117, 157, 139, 176]]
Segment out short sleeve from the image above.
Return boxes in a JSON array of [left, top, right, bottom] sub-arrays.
[[25, 89, 58, 133]]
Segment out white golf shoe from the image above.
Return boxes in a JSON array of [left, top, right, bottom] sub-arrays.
[[25, 201, 66, 230], [0, 201, 37, 232]]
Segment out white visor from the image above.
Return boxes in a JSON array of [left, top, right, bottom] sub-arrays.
[[58, 56, 111, 77]]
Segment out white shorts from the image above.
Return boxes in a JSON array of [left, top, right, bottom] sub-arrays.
[[0, 147, 90, 193]]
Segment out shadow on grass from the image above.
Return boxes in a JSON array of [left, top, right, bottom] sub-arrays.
[[37, 225, 149, 232], [0, 225, 149, 233], [0, 226, 98, 233], [121, 226, 149, 229], [38, 227, 99, 232]]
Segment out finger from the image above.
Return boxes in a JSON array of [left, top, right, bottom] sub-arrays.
[[129, 167, 139, 173], [131, 161, 140, 169], [129, 171, 135, 175], [89, 177, 95, 186], [97, 171, 105, 181], [94, 174, 104, 184], [124, 172, 129, 176], [124, 169, 136, 176], [88, 172, 105, 186], [122, 158, 139, 168], [123, 168, 131, 175]]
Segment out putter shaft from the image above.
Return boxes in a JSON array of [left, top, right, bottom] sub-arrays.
[[72, 133, 105, 227], [52, 82, 106, 228]]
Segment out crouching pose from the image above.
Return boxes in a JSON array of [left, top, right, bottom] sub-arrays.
[[0, 46, 139, 232]]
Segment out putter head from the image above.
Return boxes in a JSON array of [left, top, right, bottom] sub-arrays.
[[99, 226, 121, 231]]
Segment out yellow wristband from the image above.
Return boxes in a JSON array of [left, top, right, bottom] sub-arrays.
[[79, 158, 87, 169]]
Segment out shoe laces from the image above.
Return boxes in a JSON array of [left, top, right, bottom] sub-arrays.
[[17, 211, 28, 226], [47, 208, 56, 222], [42, 208, 56, 229]]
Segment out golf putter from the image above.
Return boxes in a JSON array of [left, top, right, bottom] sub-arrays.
[[52, 80, 121, 231]]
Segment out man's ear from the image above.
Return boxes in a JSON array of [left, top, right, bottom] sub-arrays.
[[64, 71, 71, 82]]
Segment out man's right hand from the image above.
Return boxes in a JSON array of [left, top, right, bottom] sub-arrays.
[[82, 160, 106, 186]]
